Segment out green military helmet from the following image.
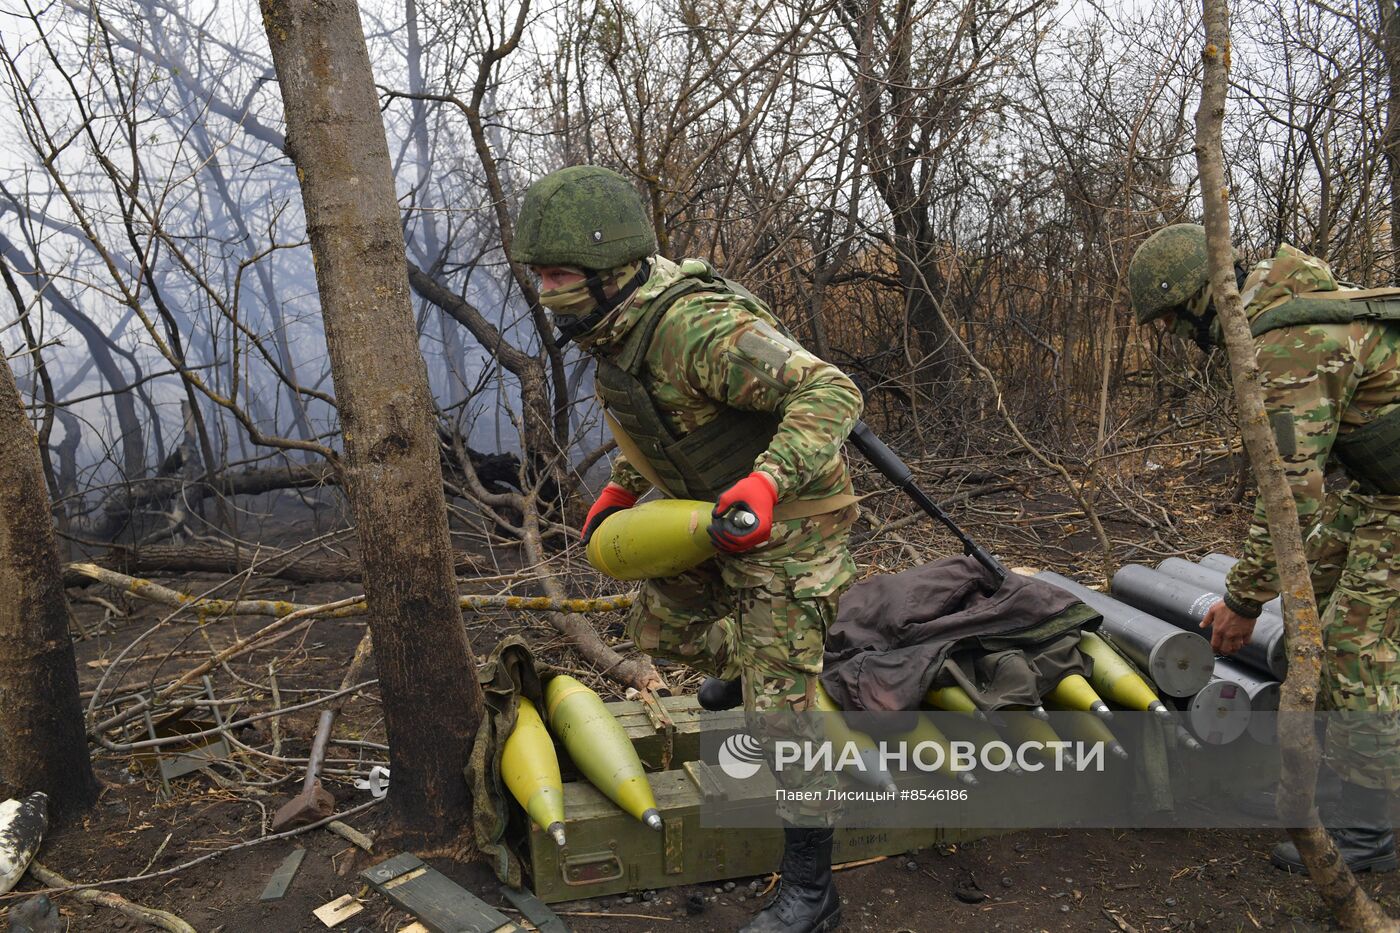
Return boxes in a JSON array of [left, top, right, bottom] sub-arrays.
[[511, 165, 657, 270], [1128, 223, 1209, 324]]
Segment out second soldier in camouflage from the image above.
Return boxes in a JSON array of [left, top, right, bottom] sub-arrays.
[[1129, 224, 1400, 874]]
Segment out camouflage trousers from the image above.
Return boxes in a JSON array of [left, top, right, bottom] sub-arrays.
[[1304, 486, 1400, 790], [626, 506, 858, 824]]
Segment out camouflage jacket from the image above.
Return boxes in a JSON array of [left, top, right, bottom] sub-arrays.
[[1224, 245, 1400, 615], [579, 255, 862, 501]]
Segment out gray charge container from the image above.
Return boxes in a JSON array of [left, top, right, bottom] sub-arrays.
[[1198, 552, 1239, 573], [1214, 656, 1281, 745], [1156, 557, 1282, 617], [1112, 564, 1287, 681], [1035, 571, 1214, 698], [1178, 677, 1252, 745]]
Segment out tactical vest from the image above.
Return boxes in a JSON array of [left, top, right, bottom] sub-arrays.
[[1250, 291, 1400, 495], [593, 261, 783, 501]]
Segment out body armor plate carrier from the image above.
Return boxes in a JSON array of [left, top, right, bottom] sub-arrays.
[[1251, 293, 1400, 495], [593, 262, 783, 501]]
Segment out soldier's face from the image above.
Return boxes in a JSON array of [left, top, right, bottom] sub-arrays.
[[1161, 310, 1194, 342], [532, 265, 587, 292]]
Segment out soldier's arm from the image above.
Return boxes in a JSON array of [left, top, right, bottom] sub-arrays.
[[1223, 324, 1360, 615], [661, 297, 863, 499], [606, 453, 653, 498]]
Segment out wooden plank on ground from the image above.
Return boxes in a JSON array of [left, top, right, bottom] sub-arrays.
[[362, 853, 522, 933], [499, 885, 570, 933], [312, 894, 362, 928], [260, 848, 306, 901]]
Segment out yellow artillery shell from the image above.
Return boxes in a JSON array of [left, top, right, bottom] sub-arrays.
[[1047, 707, 1129, 762], [1078, 631, 1172, 718], [585, 499, 717, 581], [997, 710, 1071, 767], [545, 675, 662, 830], [1045, 673, 1114, 720], [925, 684, 980, 715], [501, 697, 567, 846], [813, 683, 898, 793], [895, 714, 977, 786]]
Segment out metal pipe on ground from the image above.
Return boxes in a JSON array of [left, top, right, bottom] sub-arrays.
[[1034, 571, 1214, 697], [1110, 564, 1288, 680]]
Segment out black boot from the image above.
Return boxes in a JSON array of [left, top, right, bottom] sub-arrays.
[[698, 676, 743, 712], [740, 827, 840, 933], [1238, 757, 1342, 820], [1272, 780, 1397, 873]]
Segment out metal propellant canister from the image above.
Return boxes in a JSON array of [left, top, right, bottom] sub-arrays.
[[1178, 678, 1252, 746], [1111, 564, 1287, 680], [1156, 557, 1282, 617], [1214, 657, 1281, 745], [1036, 571, 1214, 697]]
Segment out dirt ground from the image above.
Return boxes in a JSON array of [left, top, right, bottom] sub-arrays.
[[8, 446, 1386, 932], [24, 783, 1400, 932]]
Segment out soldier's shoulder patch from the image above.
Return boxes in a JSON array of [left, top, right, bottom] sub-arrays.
[[735, 322, 799, 371]]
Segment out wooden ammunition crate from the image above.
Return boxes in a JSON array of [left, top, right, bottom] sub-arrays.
[[527, 758, 990, 904], [524, 696, 1280, 904], [526, 695, 986, 904]]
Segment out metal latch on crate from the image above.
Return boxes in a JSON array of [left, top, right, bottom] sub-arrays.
[[560, 850, 624, 886], [638, 688, 676, 769]]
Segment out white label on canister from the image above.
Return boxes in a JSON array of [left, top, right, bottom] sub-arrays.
[[1190, 592, 1221, 619]]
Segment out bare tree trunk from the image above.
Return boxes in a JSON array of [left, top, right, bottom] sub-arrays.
[[0, 354, 98, 821], [1196, 4, 1396, 928], [260, 0, 484, 848], [0, 233, 146, 485], [1382, 0, 1400, 276]]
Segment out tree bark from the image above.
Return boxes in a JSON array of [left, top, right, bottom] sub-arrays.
[[1195, 4, 1396, 929], [1381, 0, 1400, 275], [0, 353, 98, 820], [259, 0, 484, 848]]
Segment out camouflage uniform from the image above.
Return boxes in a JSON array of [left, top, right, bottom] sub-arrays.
[[582, 256, 862, 824], [1221, 245, 1400, 790]]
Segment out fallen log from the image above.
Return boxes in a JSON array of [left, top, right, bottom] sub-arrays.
[[65, 563, 635, 619], [65, 541, 482, 586], [73, 440, 527, 541], [26, 861, 196, 933]]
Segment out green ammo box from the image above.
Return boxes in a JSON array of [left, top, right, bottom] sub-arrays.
[[525, 694, 984, 904]]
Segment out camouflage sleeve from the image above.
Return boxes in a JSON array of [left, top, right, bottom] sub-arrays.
[[1223, 324, 1359, 614], [655, 296, 863, 499], [606, 453, 653, 498]]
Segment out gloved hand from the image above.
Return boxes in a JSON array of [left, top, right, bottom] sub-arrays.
[[709, 472, 779, 553], [582, 484, 639, 544]]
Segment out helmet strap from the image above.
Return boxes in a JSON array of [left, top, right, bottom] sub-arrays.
[[1178, 263, 1245, 352], [1175, 304, 1218, 352], [555, 259, 650, 345]]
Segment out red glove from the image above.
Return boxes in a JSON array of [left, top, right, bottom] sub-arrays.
[[582, 484, 638, 544], [709, 472, 779, 553]]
